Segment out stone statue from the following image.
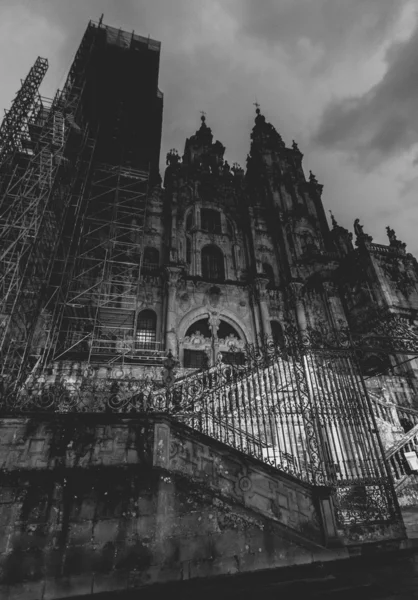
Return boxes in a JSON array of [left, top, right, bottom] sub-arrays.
[[309, 170, 318, 184], [354, 218, 364, 238], [386, 225, 406, 252], [386, 226, 397, 244]]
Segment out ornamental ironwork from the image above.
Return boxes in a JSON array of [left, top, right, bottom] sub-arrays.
[[0, 327, 402, 529]]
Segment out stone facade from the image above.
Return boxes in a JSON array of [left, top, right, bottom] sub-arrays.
[[125, 109, 418, 407]]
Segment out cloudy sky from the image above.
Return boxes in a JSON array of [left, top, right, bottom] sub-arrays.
[[1, 0, 418, 253]]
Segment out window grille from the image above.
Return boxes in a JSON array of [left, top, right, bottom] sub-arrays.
[[143, 247, 159, 271], [184, 349, 208, 369], [136, 310, 156, 349], [201, 245, 225, 281]]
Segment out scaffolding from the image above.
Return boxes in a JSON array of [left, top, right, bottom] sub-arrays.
[[48, 160, 163, 368], [0, 57, 48, 165], [0, 22, 101, 389], [0, 19, 165, 392]]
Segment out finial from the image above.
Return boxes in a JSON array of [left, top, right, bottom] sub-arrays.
[[200, 110, 206, 123], [253, 101, 260, 115], [329, 210, 338, 228]]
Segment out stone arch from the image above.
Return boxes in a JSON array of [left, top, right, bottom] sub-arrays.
[[178, 307, 252, 368], [177, 307, 251, 344]]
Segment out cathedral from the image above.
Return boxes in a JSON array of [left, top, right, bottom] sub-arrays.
[[1, 17, 418, 599]]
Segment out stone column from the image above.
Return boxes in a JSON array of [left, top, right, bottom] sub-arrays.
[[254, 276, 271, 340], [209, 312, 220, 366], [164, 266, 183, 356], [194, 235, 201, 276], [289, 281, 307, 334], [322, 281, 343, 330]]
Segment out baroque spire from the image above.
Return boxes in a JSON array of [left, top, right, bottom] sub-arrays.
[[250, 104, 285, 151]]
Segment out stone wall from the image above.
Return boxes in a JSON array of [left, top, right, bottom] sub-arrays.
[[0, 414, 406, 599], [0, 414, 347, 599]]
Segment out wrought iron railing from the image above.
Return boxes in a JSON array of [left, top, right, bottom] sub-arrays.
[[0, 328, 402, 531]]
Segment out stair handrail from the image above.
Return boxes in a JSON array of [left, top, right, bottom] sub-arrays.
[[370, 396, 418, 417], [385, 422, 418, 460]]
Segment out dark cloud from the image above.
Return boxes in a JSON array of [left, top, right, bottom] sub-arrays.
[[232, 0, 407, 69], [312, 21, 418, 169]]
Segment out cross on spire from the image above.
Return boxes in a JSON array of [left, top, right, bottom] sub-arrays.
[[200, 110, 206, 122]]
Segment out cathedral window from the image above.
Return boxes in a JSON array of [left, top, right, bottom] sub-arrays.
[[186, 319, 212, 338], [217, 321, 240, 340], [143, 246, 159, 271], [136, 310, 157, 349], [201, 209, 222, 234], [201, 245, 225, 281]]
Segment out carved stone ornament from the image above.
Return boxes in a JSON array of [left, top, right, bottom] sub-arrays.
[[288, 281, 305, 303], [257, 244, 274, 254], [165, 266, 183, 288], [381, 257, 415, 297]]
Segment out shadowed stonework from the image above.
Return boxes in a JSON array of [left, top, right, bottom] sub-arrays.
[[1, 16, 418, 599]]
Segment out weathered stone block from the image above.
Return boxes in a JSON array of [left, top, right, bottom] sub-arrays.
[[0, 548, 44, 584], [0, 581, 45, 600], [188, 555, 240, 579], [0, 504, 16, 528], [43, 574, 93, 599], [66, 521, 93, 546], [28, 438, 45, 453], [92, 571, 129, 595], [178, 535, 214, 563], [93, 519, 120, 544], [136, 515, 156, 539], [114, 541, 153, 571], [127, 564, 183, 588]]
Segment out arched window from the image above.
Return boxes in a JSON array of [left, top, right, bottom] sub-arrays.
[[262, 263, 275, 287], [143, 247, 159, 271], [271, 321, 285, 349], [201, 245, 225, 281], [136, 310, 157, 349], [186, 318, 211, 338], [217, 321, 240, 340], [218, 321, 244, 366], [201, 209, 221, 234]]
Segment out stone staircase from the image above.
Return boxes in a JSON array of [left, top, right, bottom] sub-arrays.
[[370, 396, 418, 541]]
